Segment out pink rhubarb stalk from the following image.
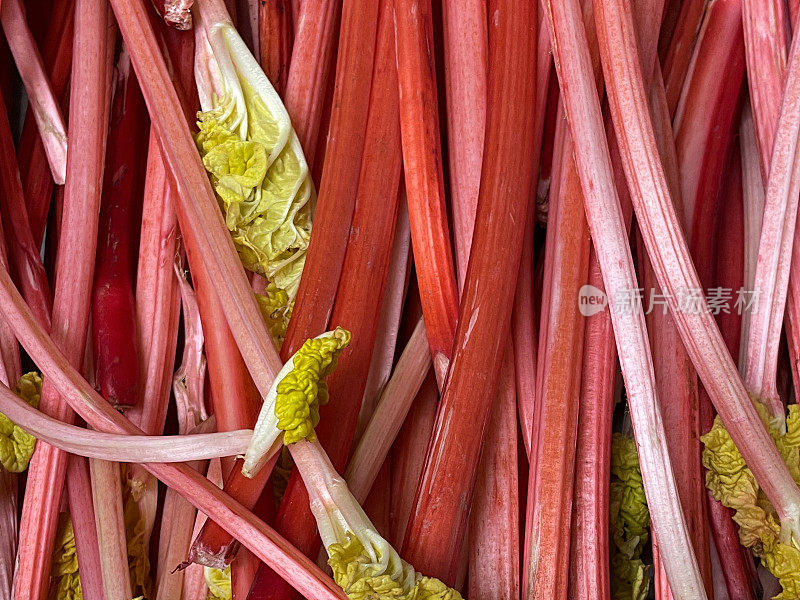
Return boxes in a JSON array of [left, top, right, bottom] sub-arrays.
[[13, 1, 113, 597]]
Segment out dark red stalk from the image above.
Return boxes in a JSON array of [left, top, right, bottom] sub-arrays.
[[282, 0, 380, 356], [401, 0, 536, 581], [660, 0, 704, 115], [247, 4, 402, 595], [0, 91, 52, 330], [395, 0, 459, 385], [673, 0, 745, 284], [258, 0, 291, 94], [92, 47, 149, 410], [17, 0, 74, 247], [282, 0, 339, 171]]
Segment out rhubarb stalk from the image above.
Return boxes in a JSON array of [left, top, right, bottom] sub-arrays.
[[395, 0, 459, 385], [401, 0, 536, 582], [14, 1, 112, 596], [245, 4, 402, 594], [441, 0, 486, 287], [282, 0, 380, 355], [0, 0, 68, 184], [545, 0, 708, 595], [17, 0, 73, 247], [92, 43, 149, 410]]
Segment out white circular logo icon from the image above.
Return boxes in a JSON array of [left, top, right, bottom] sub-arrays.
[[578, 284, 608, 317]]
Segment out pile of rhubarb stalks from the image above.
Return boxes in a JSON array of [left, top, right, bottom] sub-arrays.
[[6, 0, 800, 598]]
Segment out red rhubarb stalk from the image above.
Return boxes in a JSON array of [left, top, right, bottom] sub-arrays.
[[0, 220, 20, 600], [92, 45, 149, 410], [705, 147, 758, 600], [741, 0, 790, 181], [744, 15, 800, 417], [569, 120, 633, 598], [738, 103, 765, 371], [648, 60, 714, 599], [13, 1, 113, 597], [513, 16, 552, 459], [401, 0, 536, 582], [389, 371, 438, 548], [660, 0, 705, 115], [525, 112, 590, 600], [345, 318, 431, 503], [245, 5, 402, 594], [129, 132, 182, 435], [282, 0, 339, 171], [282, 0, 380, 355], [395, 0, 459, 385], [65, 453, 107, 600], [258, 0, 291, 94], [356, 196, 412, 435], [673, 0, 745, 283], [468, 353, 518, 600]]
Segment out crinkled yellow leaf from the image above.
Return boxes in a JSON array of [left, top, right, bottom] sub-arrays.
[[327, 535, 462, 600], [205, 566, 231, 600], [275, 327, 351, 444], [609, 433, 650, 600], [48, 513, 82, 600], [0, 372, 42, 472], [702, 402, 800, 599], [194, 26, 314, 346]]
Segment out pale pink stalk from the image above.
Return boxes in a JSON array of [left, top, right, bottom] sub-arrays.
[[389, 372, 438, 548], [0, 262, 346, 600], [741, 0, 790, 181], [545, 0, 707, 596], [593, 0, 800, 583], [345, 318, 430, 502], [442, 0, 487, 288], [14, 1, 113, 597], [89, 460, 132, 600], [468, 353, 518, 600], [130, 134, 181, 436], [0, 471, 16, 599], [739, 103, 764, 372], [356, 197, 412, 439], [0, 388, 251, 460], [744, 23, 800, 416], [0, 0, 68, 184], [284, 0, 339, 170]]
